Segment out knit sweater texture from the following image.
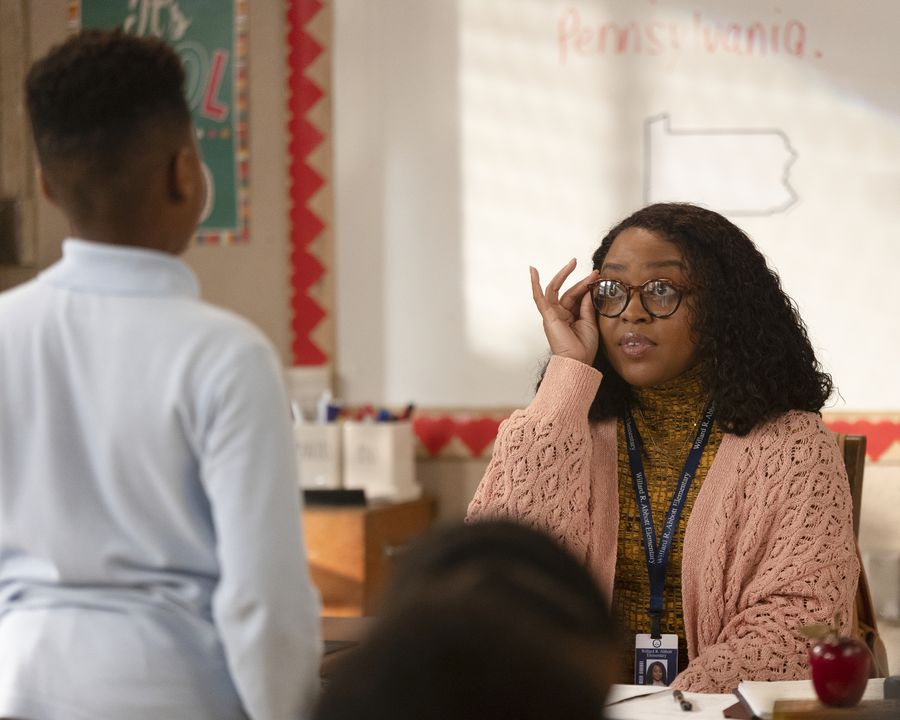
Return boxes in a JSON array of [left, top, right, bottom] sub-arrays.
[[467, 355, 860, 693]]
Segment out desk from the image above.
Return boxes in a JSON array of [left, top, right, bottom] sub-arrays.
[[605, 686, 736, 719], [604, 679, 891, 719], [322, 615, 373, 644], [320, 615, 373, 678], [303, 496, 435, 615]]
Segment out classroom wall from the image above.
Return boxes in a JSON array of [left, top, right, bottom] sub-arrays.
[[3, 1, 900, 664], [0, 0, 68, 291], [332, 0, 900, 414], [0, 0, 476, 528], [5, 1, 899, 501]]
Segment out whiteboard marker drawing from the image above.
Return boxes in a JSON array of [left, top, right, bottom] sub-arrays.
[[644, 113, 798, 216]]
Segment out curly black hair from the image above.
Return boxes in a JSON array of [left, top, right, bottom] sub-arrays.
[[25, 29, 190, 181], [584, 203, 832, 436]]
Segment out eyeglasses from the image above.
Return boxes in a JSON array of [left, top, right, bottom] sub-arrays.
[[589, 278, 692, 319]]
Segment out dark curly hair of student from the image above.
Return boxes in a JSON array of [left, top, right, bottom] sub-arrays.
[[382, 520, 616, 643], [315, 521, 617, 720], [25, 29, 190, 180], [586, 203, 833, 435]]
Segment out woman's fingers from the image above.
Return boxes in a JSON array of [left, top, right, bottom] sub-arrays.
[[533, 261, 597, 315], [530, 266, 546, 310], [559, 269, 599, 312], [570, 290, 600, 362], [577, 287, 597, 325], [530, 261, 599, 365], [543, 258, 577, 304]]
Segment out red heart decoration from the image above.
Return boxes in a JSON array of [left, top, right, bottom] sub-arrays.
[[413, 416, 457, 457], [455, 418, 502, 457], [826, 420, 900, 462]]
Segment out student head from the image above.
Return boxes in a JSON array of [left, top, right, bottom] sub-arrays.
[[646, 661, 667, 685], [587, 203, 832, 435], [314, 521, 618, 720], [26, 29, 204, 254], [381, 519, 614, 623]]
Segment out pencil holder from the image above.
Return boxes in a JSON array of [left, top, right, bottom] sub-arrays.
[[283, 365, 331, 422], [342, 421, 419, 501], [294, 423, 342, 490]]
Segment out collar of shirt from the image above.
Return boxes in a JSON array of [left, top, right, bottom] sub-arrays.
[[38, 238, 200, 298]]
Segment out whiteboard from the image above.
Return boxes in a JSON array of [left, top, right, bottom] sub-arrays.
[[333, 0, 900, 411]]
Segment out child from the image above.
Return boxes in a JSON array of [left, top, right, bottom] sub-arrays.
[[314, 521, 618, 720], [0, 30, 321, 720]]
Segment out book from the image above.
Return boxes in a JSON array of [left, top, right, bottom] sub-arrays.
[[772, 698, 900, 719], [734, 679, 885, 719]]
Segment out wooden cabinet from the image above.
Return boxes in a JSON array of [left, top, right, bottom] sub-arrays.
[[302, 496, 436, 616]]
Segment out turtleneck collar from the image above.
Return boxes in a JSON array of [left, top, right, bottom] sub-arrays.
[[38, 238, 200, 298], [630, 361, 710, 426]]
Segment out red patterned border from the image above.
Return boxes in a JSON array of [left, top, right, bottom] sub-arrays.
[[825, 419, 900, 462], [286, 0, 329, 365], [410, 412, 900, 461], [413, 415, 506, 458]]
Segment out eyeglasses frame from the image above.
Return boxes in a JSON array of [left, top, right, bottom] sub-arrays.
[[588, 277, 695, 319]]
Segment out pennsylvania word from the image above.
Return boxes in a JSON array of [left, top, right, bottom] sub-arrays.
[[558, 7, 817, 65]]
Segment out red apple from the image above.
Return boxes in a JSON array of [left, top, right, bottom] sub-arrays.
[[808, 632, 870, 707]]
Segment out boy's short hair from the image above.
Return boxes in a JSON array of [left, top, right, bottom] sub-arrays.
[[26, 29, 191, 203]]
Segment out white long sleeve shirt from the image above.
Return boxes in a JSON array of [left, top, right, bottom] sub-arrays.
[[0, 239, 322, 720]]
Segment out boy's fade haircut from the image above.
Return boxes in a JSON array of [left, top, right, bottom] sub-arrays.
[[25, 29, 191, 182]]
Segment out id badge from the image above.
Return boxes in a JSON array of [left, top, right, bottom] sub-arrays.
[[634, 633, 678, 686]]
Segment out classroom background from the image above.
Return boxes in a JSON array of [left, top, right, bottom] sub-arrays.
[[1, 0, 898, 673]]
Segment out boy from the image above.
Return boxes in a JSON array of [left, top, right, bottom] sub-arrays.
[[0, 30, 321, 719]]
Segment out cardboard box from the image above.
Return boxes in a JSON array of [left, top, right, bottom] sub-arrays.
[[294, 423, 342, 490], [342, 421, 420, 501]]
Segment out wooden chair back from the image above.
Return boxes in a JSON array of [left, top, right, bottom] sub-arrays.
[[835, 433, 890, 677]]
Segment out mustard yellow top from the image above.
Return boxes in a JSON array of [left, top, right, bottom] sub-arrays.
[[610, 362, 722, 683]]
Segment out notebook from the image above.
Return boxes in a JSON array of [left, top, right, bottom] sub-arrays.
[[734, 678, 885, 719]]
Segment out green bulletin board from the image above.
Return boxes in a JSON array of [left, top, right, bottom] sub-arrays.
[[75, 0, 250, 244]]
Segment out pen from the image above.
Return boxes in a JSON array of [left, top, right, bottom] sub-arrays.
[[673, 689, 692, 711]]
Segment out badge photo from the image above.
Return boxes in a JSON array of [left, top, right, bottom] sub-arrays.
[[634, 633, 678, 686]]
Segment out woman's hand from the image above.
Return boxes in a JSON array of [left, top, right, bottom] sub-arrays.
[[530, 259, 600, 366]]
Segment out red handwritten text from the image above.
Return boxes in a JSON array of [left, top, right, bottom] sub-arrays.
[[201, 50, 230, 121], [558, 8, 814, 65]]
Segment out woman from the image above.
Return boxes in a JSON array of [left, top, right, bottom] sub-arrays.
[[646, 662, 668, 687], [467, 203, 859, 693]]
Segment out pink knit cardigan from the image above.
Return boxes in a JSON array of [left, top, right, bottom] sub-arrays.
[[467, 356, 860, 693]]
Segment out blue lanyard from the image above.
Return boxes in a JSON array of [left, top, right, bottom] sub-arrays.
[[623, 401, 715, 638]]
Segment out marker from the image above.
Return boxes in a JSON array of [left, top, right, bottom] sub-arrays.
[[673, 689, 692, 711], [358, 404, 376, 421], [326, 403, 342, 423]]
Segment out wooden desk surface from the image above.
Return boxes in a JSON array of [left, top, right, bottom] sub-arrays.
[[304, 496, 436, 616], [320, 615, 374, 678], [322, 615, 374, 643]]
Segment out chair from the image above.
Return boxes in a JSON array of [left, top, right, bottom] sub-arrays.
[[835, 433, 890, 678]]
